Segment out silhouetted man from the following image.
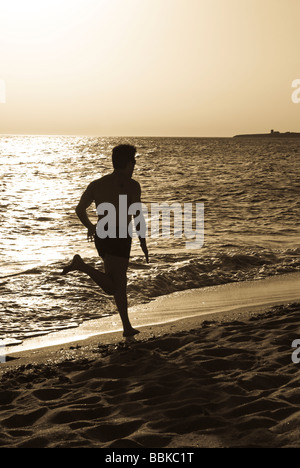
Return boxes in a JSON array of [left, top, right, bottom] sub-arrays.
[[62, 144, 149, 337]]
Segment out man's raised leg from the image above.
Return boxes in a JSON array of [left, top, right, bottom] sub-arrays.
[[62, 254, 139, 337], [62, 254, 115, 295]]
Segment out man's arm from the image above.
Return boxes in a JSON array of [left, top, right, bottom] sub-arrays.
[[132, 182, 149, 263], [75, 183, 96, 240]]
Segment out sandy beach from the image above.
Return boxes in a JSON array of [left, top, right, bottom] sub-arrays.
[[1, 273, 300, 449]]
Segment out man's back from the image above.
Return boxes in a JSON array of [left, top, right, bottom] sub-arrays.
[[89, 173, 141, 227]]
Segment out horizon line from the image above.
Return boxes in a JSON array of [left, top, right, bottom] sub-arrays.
[[0, 132, 234, 139]]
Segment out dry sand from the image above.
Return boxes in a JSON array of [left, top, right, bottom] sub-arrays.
[[1, 273, 300, 448]]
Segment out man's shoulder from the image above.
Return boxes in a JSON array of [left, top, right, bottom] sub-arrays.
[[130, 179, 141, 191], [89, 174, 111, 187]]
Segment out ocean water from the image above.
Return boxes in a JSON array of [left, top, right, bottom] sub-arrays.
[[0, 135, 299, 342]]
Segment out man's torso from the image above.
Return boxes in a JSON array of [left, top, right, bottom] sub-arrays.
[[90, 173, 140, 227]]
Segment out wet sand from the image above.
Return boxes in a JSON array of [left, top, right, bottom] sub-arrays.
[[1, 274, 300, 448]]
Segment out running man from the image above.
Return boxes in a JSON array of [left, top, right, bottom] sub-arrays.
[[62, 144, 149, 337]]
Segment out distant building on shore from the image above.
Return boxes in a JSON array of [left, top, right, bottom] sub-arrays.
[[233, 130, 300, 138]]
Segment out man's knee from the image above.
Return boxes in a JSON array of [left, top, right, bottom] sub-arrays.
[[104, 257, 128, 291]]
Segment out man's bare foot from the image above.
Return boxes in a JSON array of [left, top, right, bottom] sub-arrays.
[[123, 328, 140, 338], [61, 254, 83, 275]]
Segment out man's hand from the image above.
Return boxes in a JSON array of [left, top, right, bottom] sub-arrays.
[[87, 224, 97, 242], [139, 237, 149, 263]]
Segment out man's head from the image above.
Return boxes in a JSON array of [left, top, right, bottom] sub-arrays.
[[112, 145, 137, 172]]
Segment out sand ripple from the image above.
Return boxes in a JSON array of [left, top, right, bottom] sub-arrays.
[[0, 303, 300, 448]]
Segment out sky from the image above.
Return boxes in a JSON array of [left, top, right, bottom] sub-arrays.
[[0, 0, 300, 137]]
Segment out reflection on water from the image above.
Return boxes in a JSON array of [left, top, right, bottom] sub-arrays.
[[0, 135, 299, 340]]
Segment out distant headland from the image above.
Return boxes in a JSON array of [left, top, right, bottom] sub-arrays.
[[233, 129, 300, 138]]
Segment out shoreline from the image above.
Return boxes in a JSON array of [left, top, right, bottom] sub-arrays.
[[1, 302, 276, 372], [1, 272, 300, 448], [3, 271, 300, 361]]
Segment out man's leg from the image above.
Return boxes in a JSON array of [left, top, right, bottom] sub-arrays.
[[62, 255, 115, 295], [104, 254, 139, 337], [62, 254, 139, 337]]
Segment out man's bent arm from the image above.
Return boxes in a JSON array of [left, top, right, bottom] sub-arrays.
[[75, 184, 95, 231], [132, 182, 149, 263]]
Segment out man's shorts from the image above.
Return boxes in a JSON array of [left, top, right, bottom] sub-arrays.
[[94, 234, 132, 260]]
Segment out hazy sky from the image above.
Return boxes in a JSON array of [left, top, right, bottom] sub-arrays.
[[0, 0, 300, 137]]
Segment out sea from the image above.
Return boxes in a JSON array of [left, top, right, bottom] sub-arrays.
[[0, 135, 299, 343]]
